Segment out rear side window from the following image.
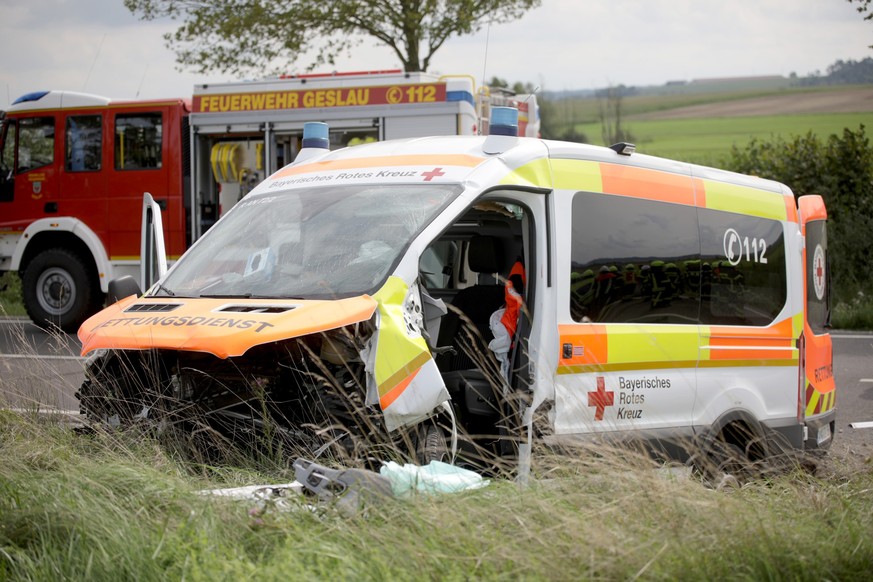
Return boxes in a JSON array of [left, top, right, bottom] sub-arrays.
[[569, 191, 788, 327], [570, 192, 700, 324], [115, 112, 162, 170], [805, 220, 829, 334], [17, 116, 55, 173], [698, 209, 786, 326], [65, 115, 102, 172]]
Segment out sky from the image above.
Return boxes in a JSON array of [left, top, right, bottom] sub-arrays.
[[1, 0, 870, 107]]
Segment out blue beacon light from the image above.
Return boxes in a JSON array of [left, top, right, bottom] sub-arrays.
[[489, 107, 519, 137], [302, 122, 329, 149]]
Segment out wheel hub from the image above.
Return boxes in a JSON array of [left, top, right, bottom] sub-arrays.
[[36, 267, 76, 315]]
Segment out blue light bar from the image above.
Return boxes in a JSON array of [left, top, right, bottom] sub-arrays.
[[12, 91, 50, 105], [490, 107, 518, 137], [302, 122, 329, 149]]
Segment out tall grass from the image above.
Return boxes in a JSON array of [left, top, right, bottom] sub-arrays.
[[1, 412, 871, 580]]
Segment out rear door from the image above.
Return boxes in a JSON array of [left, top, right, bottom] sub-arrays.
[[798, 195, 835, 442]]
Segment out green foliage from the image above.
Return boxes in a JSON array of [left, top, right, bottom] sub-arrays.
[[1, 414, 872, 580], [124, 0, 542, 75], [799, 57, 873, 85], [832, 292, 873, 329], [725, 125, 873, 304], [0, 271, 25, 317]]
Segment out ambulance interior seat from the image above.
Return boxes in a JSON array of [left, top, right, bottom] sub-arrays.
[[435, 235, 506, 372], [433, 234, 512, 430]]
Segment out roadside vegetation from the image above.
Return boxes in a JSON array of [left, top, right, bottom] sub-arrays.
[[0, 272, 24, 317], [1, 411, 871, 580]]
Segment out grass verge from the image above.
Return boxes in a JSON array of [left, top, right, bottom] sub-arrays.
[[1, 412, 871, 580]]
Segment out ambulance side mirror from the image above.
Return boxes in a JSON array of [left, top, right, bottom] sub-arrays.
[[107, 276, 142, 305]]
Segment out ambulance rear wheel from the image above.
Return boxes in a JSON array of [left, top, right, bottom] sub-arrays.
[[23, 248, 98, 333]]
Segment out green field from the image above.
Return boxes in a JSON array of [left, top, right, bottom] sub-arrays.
[[545, 83, 872, 166], [574, 113, 871, 166]]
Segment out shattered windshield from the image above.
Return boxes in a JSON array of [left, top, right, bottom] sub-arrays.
[[161, 183, 462, 299]]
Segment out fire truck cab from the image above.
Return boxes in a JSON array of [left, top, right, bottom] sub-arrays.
[[0, 91, 189, 330], [0, 71, 539, 331]]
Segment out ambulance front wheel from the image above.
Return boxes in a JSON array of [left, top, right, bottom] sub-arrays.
[[22, 248, 100, 333], [418, 422, 449, 464]]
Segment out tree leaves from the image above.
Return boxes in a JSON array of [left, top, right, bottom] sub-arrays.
[[726, 125, 873, 302], [125, 0, 542, 75]]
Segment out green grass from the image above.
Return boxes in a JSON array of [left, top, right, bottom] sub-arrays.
[[1, 412, 871, 580], [0, 272, 25, 317], [572, 112, 872, 166]]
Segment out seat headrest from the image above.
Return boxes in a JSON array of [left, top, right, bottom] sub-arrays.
[[468, 235, 502, 273]]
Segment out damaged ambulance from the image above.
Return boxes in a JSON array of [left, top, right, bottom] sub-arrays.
[[77, 109, 835, 474]]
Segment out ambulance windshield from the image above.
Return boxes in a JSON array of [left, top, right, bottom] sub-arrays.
[[160, 183, 462, 299]]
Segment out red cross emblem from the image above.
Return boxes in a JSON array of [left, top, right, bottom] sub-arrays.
[[421, 167, 445, 181], [587, 377, 614, 421]]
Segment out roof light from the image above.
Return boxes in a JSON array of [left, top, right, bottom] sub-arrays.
[[490, 107, 518, 137], [12, 91, 50, 105], [609, 142, 635, 156], [302, 122, 329, 150]]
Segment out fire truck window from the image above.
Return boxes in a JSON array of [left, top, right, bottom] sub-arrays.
[[115, 113, 162, 170], [0, 121, 14, 202], [17, 117, 55, 173], [65, 115, 102, 172], [570, 191, 700, 325], [698, 208, 786, 326]]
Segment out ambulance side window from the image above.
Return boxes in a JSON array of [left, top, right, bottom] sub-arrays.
[[420, 240, 458, 290], [570, 192, 700, 324], [698, 209, 786, 326]]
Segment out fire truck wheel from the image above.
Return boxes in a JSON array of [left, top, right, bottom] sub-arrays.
[[22, 248, 97, 333]]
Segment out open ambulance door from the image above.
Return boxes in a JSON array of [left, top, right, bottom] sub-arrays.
[[141, 192, 168, 292], [797, 194, 835, 448]]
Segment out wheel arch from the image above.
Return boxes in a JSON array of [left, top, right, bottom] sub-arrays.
[[14, 218, 110, 293], [704, 409, 770, 462]]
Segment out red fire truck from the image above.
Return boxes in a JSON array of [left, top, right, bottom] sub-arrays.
[[0, 71, 539, 331]]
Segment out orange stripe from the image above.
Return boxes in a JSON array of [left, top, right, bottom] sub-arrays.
[[379, 365, 421, 410], [558, 324, 609, 367], [274, 154, 485, 178], [707, 336, 794, 349], [709, 316, 794, 340], [692, 177, 706, 208], [706, 348, 796, 361], [784, 194, 798, 223], [600, 164, 696, 206]]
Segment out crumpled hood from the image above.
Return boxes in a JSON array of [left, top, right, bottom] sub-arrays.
[[78, 294, 378, 358]]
